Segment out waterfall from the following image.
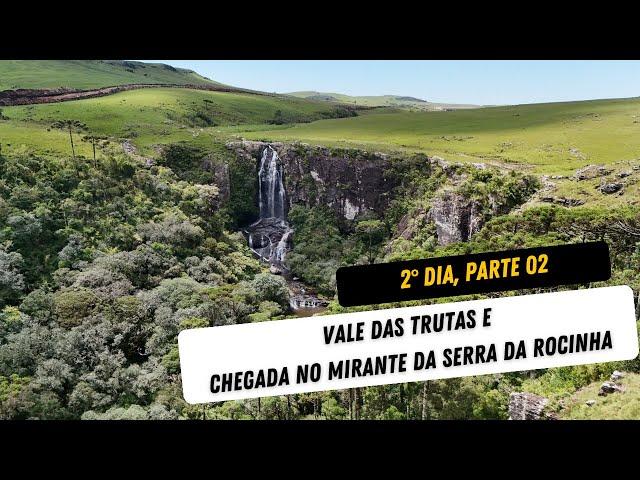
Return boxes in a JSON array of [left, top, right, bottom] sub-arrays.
[[246, 145, 293, 269], [258, 146, 286, 220], [243, 144, 329, 313], [274, 229, 293, 263]]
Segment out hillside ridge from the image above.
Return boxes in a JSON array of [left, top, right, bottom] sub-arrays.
[[287, 90, 479, 110], [0, 60, 220, 91], [0, 82, 274, 107]]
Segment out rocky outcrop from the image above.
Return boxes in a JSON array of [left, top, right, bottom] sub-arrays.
[[226, 140, 397, 221], [396, 208, 429, 241], [574, 164, 612, 181], [210, 161, 230, 202], [287, 278, 329, 310], [610, 370, 624, 382], [598, 381, 624, 396], [122, 139, 154, 167], [540, 196, 585, 207], [599, 182, 623, 194], [244, 217, 290, 264], [428, 191, 483, 245], [198, 155, 231, 202], [508, 392, 556, 420], [226, 141, 536, 247]]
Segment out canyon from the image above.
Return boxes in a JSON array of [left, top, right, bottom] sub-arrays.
[[219, 140, 538, 312]]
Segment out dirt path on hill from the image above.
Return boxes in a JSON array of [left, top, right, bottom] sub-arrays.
[[0, 83, 271, 107]]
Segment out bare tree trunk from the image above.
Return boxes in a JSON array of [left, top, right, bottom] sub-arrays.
[[421, 382, 428, 420], [68, 126, 76, 159], [349, 389, 353, 420], [406, 392, 410, 419], [257, 397, 261, 420], [286, 395, 292, 420], [355, 387, 362, 420]]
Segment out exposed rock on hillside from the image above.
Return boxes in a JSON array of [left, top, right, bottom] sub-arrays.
[[202, 156, 230, 202], [598, 381, 624, 396], [508, 392, 556, 420], [227, 140, 397, 221], [610, 370, 625, 382], [541, 196, 585, 207], [122, 139, 154, 167], [226, 141, 537, 247], [599, 181, 623, 194], [396, 208, 429, 241], [428, 191, 483, 244], [575, 164, 612, 180]]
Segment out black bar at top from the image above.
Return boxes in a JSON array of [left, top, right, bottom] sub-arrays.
[[336, 242, 611, 307]]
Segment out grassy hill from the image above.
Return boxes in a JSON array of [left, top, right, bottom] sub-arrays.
[[0, 60, 221, 91], [287, 91, 478, 111], [244, 97, 640, 175], [0, 87, 355, 157], [5, 62, 637, 178], [559, 372, 640, 419]]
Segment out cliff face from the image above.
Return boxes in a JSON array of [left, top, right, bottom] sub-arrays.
[[508, 392, 557, 420], [428, 192, 484, 245], [202, 156, 230, 202], [224, 141, 536, 246], [226, 140, 397, 221]]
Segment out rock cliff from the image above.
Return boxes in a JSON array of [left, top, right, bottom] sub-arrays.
[[224, 140, 537, 246], [428, 191, 484, 245], [226, 140, 396, 222], [508, 392, 557, 420]]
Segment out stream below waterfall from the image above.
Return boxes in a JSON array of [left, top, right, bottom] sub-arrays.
[[244, 145, 329, 315]]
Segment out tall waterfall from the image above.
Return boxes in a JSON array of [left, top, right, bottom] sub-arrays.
[[246, 145, 293, 269], [243, 144, 329, 313], [258, 146, 286, 220]]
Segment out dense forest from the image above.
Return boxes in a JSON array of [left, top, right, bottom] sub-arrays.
[[1, 60, 639, 419], [1, 137, 639, 419]]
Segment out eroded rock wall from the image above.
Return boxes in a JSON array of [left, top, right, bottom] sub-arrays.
[[225, 140, 536, 246], [428, 191, 484, 245], [226, 140, 396, 221]]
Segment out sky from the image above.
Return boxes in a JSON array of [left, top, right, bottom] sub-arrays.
[[145, 60, 640, 106]]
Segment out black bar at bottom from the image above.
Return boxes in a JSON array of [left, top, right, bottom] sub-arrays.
[[336, 242, 610, 307]]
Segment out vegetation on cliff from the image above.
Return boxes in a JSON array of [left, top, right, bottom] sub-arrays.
[[1, 61, 639, 419]]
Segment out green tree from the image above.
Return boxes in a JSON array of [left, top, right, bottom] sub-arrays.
[[354, 219, 386, 264], [250, 273, 289, 309], [0, 243, 25, 307]]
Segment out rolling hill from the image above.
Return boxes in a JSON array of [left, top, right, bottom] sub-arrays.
[[244, 97, 640, 175], [0, 87, 357, 157], [287, 91, 479, 111], [4, 61, 636, 177], [0, 60, 221, 91]]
